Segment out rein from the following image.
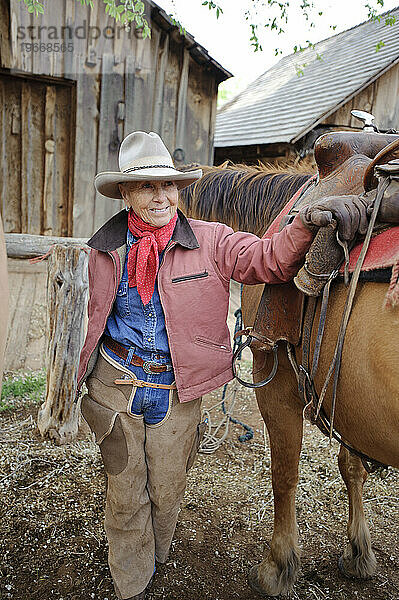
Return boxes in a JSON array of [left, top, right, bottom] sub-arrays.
[[232, 332, 279, 388]]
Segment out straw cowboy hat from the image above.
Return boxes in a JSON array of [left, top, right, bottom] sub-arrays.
[[94, 131, 203, 199]]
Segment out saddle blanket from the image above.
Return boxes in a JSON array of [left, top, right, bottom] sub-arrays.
[[265, 179, 399, 273]]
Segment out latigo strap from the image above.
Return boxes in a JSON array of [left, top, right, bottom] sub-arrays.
[[114, 377, 177, 390]]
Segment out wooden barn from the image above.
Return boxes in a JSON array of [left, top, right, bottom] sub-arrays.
[[0, 0, 231, 371], [0, 0, 231, 239], [215, 8, 399, 166]]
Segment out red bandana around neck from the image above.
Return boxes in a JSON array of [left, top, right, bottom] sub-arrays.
[[127, 210, 178, 305]]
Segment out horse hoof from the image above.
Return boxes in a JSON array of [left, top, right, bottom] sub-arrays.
[[247, 565, 279, 598], [338, 555, 374, 580]]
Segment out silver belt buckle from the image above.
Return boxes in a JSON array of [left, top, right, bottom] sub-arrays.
[[142, 361, 154, 374]]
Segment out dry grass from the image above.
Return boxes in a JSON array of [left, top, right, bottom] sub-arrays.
[[0, 364, 398, 600]]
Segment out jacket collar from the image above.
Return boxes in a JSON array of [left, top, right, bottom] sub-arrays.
[[87, 208, 199, 252]]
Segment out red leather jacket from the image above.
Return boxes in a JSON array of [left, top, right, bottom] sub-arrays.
[[77, 208, 313, 403]]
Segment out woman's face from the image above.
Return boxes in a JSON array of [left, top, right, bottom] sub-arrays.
[[119, 180, 179, 227]]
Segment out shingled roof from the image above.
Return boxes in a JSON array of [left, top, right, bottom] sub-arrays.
[[215, 8, 399, 147]]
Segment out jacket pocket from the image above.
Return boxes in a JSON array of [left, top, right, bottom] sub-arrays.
[[171, 270, 208, 283], [194, 335, 230, 353], [186, 420, 207, 472], [81, 394, 128, 476]]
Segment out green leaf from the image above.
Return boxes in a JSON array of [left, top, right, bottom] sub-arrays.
[[142, 22, 151, 39], [117, 4, 124, 12], [27, 4, 34, 12]]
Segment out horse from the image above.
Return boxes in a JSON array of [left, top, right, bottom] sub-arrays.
[[180, 162, 399, 596]]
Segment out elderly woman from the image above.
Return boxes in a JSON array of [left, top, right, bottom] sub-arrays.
[[76, 131, 368, 600]]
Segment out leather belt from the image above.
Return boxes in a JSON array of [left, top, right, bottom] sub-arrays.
[[103, 335, 173, 374]]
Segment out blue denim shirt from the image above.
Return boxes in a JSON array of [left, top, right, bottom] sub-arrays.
[[105, 229, 171, 354], [103, 229, 175, 425]]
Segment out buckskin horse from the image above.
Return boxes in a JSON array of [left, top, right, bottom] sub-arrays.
[[180, 134, 399, 596]]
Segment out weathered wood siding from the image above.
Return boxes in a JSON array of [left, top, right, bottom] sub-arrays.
[[6, 258, 47, 372], [0, 73, 75, 236], [322, 62, 399, 131], [0, 0, 229, 238]]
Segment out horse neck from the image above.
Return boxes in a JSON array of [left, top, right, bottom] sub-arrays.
[[180, 170, 312, 236]]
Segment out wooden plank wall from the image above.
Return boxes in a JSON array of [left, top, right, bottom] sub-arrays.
[[323, 62, 399, 130], [0, 74, 21, 232], [5, 258, 48, 372], [0, 74, 74, 236], [1, 0, 223, 239], [185, 59, 214, 165]]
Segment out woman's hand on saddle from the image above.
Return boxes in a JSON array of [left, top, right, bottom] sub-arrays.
[[299, 194, 372, 241]]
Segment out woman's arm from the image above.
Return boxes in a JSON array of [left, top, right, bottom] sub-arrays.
[[213, 214, 314, 285], [213, 193, 371, 285]]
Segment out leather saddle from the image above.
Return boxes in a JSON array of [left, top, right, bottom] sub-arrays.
[[251, 130, 399, 351], [286, 131, 399, 215]]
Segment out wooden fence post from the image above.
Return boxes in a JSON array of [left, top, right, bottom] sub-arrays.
[[37, 244, 89, 444]]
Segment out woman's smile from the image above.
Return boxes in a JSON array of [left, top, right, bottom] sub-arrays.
[[150, 206, 170, 213]]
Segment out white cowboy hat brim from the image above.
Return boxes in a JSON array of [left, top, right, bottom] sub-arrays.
[[95, 167, 203, 199]]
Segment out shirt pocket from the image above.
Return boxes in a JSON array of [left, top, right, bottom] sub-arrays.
[[171, 270, 209, 284], [115, 280, 131, 318]]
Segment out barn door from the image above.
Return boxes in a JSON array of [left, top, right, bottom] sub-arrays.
[[0, 73, 74, 236]]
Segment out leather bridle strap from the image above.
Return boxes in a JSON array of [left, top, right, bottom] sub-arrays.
[[298, 296, 317, 415], [297, 272, 336, 420], [315, 174, 390, 433], [311, 272, 337, 379]]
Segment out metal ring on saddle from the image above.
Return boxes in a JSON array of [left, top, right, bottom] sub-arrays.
[[232, 330, 279, 389]]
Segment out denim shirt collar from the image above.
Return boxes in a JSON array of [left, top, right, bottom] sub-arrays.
[[127, 228, 135, 249]]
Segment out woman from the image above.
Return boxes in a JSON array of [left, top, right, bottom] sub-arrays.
[[76, 131, 369, 600]]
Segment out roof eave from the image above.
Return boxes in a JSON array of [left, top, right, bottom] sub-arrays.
[[149, 1, 233, 82]]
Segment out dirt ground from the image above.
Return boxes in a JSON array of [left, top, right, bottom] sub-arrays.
[[0, 369, 398, 600]]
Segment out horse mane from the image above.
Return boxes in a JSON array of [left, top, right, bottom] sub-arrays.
[[179, 162, 313, 237]]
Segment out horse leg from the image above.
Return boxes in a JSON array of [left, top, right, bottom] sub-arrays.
[[248, 354, 302, 597], [337, 445, 377, 579]]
